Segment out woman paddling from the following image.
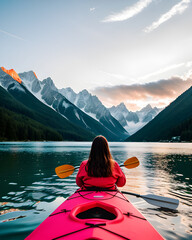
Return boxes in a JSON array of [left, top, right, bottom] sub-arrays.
[[76, 135, 126, 190]]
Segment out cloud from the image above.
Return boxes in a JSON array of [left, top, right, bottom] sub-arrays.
[[101, 71, 127, 81], [144, 0, 191, 33], [90, 7, 96, 12], [0, 28, 25, 41], [139, 62, 186, 80], [92, 76, 192, 110], [102, 0, 152, 23]]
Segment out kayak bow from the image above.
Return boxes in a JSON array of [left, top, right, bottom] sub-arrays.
[[25, 189, 165, 240]]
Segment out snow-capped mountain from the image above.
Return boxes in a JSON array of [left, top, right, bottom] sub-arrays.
[[57, 87, 161, 136], [59, 88, 108, 121], [0, 67, 95, 141], [0, 67, 24, 93], [18, 71, 129, 141], [59, 87, 129, 138], [109, 103, 162, 135], [137, 104, 161, 123]]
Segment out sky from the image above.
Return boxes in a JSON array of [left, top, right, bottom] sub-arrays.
[[1, 0, 192, 110]]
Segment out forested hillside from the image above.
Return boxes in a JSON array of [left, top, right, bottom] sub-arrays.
[[0, 86, 95, 141], [170, 117, 192, 141]]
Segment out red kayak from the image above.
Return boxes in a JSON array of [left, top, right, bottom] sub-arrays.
[[26, 189, 164, 239]]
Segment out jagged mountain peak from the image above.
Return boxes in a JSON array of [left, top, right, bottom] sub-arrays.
[[140, 104, 152, 112], [19, 71, 41, 93], [59, 87, 75, 95], [42, 77, 54, 85], [33, 71, 38, 79], [59, 87, 76, 103], [1, 67, 22, 84], [42, 77, 57, 91], [80, 89, 89, 95], [65, 87, 75, 92], [0, 67, 25, 94], [116, 102, 130, 113], [19, 71, 38, 81], [118, 102, 126, 108], [78, 89, 90, 99]]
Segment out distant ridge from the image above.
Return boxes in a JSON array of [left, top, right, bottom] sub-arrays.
[[126, 85, 192, 142]]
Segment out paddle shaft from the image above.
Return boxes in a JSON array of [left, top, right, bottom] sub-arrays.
[[119, 161, 138, 167], [60, 164, 125, 174], [59, 157, 139, 174], [122, 191, 172, 204]]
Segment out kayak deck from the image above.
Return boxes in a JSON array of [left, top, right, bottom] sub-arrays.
[[26, 190, 164, 240]]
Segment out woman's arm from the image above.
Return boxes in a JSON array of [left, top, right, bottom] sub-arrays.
[[114, 162, 126, 187], [76, 175, 83, 187], [76, 162, 85, 187]]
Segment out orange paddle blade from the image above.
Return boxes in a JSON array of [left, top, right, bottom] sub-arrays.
[[55, 164, 75, 178], [124, 157, 139, 169]]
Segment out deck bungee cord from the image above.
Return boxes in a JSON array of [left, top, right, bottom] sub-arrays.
[[51, 222, 131, 240]]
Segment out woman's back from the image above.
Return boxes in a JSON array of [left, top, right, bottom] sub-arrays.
[[76, 160, 126, 189], [76, 136, 126, 189]]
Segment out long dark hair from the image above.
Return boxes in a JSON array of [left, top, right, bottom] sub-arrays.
[[87, 136, 113, 177]]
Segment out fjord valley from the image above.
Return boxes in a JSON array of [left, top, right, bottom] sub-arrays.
[[1, 66, 192, 142]]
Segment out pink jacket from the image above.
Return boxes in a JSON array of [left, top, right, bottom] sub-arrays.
[[76, 160, 126, 189]]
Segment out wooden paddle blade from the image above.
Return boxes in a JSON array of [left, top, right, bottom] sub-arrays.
[[55, 165, 75, 178], [124, 157, 139, 169]]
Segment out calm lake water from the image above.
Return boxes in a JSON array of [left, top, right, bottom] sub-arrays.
[[0, 142, 192, 240]]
